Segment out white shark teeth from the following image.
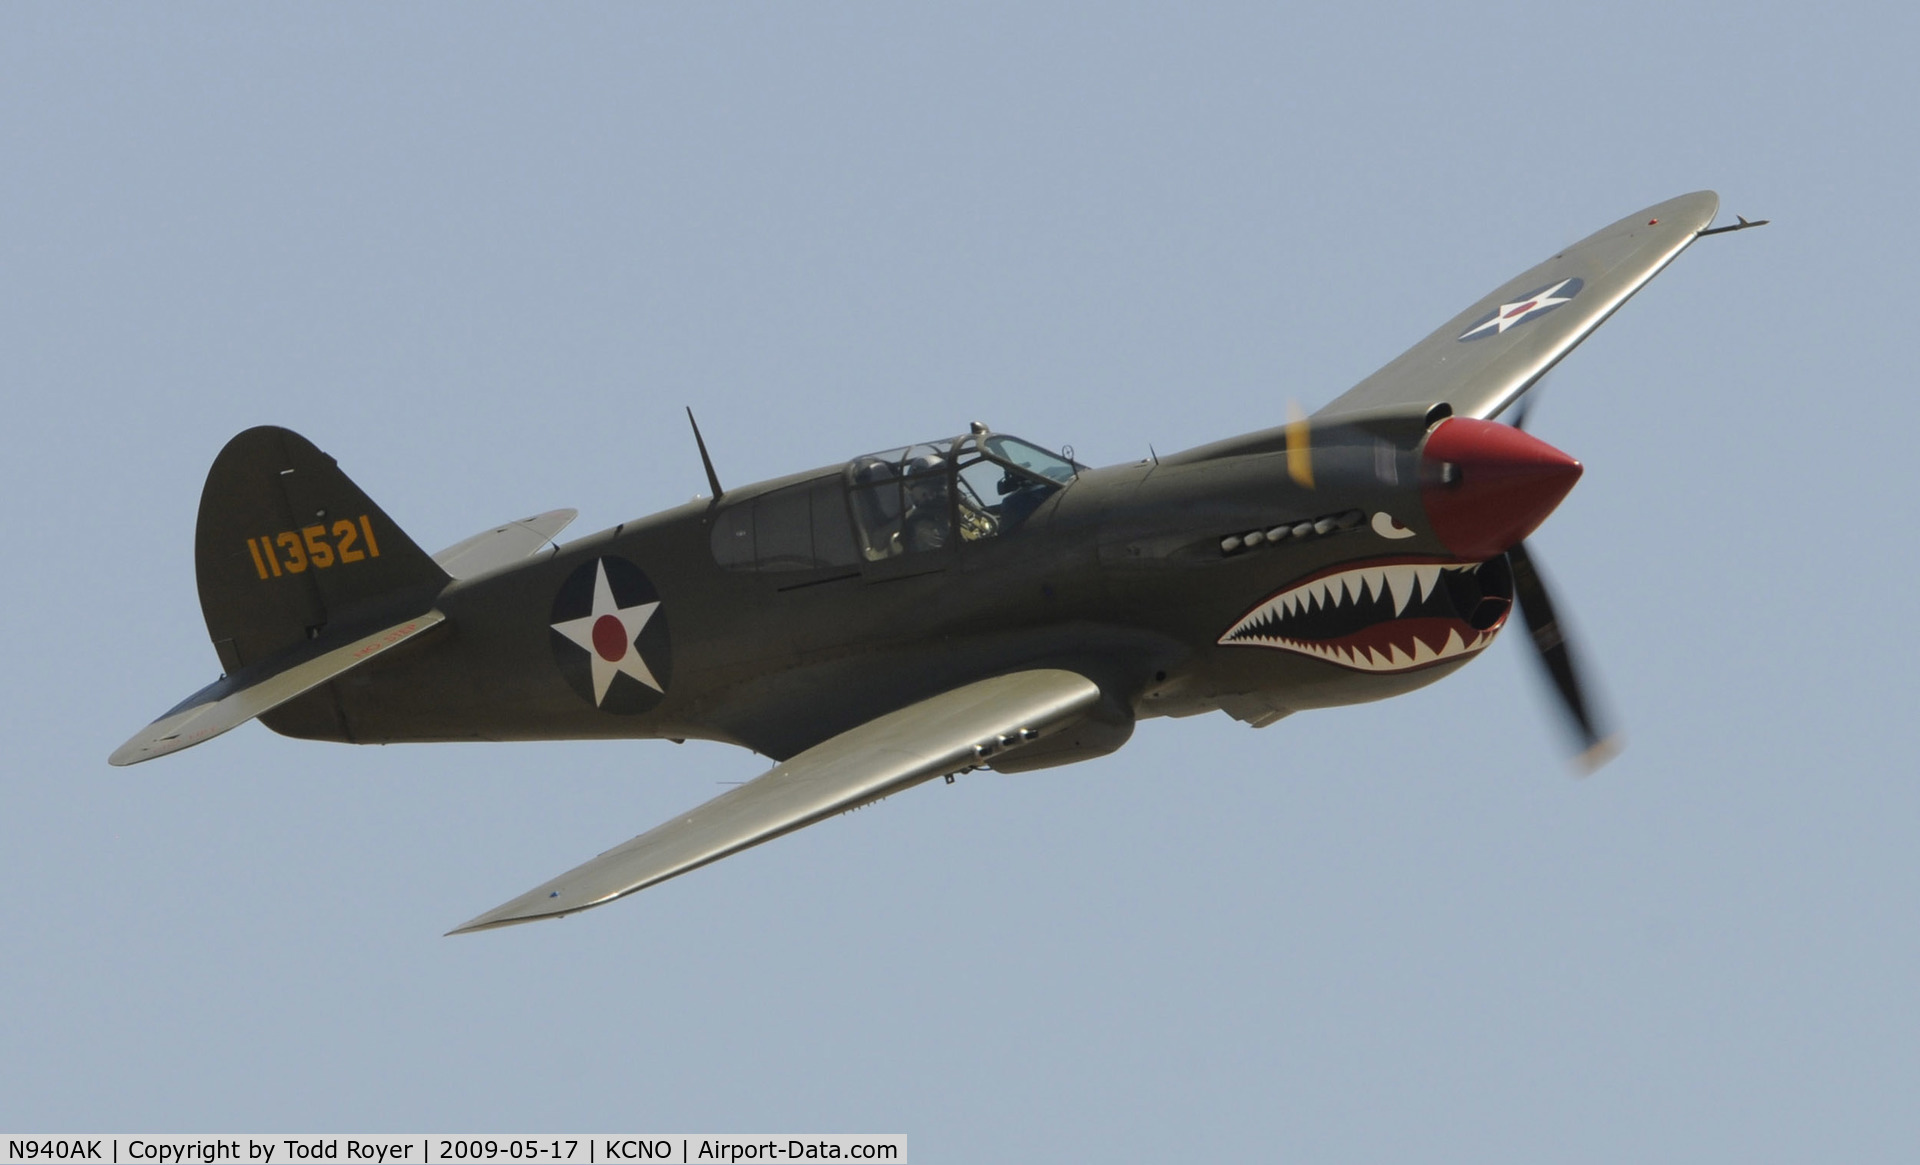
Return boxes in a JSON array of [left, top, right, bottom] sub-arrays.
[[1386, 567, 1414, 615], [1415, 564, 1443, 602], [1218, 560, 1504, 673]]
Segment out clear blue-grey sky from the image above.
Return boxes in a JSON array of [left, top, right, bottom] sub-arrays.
[[4, 3, 1914, 1159]]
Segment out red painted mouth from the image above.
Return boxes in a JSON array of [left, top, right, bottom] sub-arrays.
[[1219, 557, 1514, 672]]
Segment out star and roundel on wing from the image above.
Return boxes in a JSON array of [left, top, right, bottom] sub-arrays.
[[549, 556, 672, 714], [1457, 277, 1584, 341]]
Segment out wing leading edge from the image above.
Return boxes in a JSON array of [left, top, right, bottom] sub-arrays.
[[449, 668, 1105, 934], [431, 508, 578, 580], [1315, 191, 1721, 423]]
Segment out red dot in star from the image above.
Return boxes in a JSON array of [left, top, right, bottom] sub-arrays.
[[592, 614, 628, 661]]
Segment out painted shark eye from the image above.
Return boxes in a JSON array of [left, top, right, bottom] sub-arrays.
[[1371, 512, 1415, 539]]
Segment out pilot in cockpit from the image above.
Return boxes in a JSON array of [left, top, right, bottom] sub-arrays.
[[900, 453, 950, 553]]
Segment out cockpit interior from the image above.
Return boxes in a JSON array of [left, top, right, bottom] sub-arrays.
[[710, 426, 1079, 571]]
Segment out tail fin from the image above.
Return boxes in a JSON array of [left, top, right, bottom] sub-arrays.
[[196, 426, 448, 673]]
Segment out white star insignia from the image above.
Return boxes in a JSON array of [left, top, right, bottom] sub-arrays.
[[1458, 278, 1577, 340], [550, 560, 662, 705]]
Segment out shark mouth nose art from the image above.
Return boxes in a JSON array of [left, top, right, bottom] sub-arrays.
[[1219, 557, 1514, 672]]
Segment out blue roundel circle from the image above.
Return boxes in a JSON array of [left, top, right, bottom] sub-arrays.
[[547, 556, 672, 714]]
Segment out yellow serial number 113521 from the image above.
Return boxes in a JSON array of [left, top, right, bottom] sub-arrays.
[[247, 515, 381, 578]]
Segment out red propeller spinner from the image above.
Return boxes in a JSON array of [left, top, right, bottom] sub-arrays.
[[1420, 416, 1583, 561]]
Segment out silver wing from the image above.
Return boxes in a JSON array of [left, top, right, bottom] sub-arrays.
[[449, 668, 1105, 933], [432, 508, 578, 579], [1315, 191, 1721, 423]]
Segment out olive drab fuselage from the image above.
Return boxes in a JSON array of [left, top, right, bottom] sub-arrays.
[[265, 406, 1498, 765]]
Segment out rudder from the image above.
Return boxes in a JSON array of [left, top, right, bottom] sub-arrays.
[[196, 426, 448, 673]]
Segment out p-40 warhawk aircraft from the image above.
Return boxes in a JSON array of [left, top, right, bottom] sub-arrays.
[[114, 191, 1759, 933]]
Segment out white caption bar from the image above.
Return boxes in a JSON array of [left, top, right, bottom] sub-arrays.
[[1, 1138, 906, 1165]]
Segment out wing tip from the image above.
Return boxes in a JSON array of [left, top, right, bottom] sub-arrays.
[[1651, 190, 1720, 231], [447, 889, 603, 935], [446, 908, 561, 936]]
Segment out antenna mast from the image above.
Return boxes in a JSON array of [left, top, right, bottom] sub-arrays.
[[686, 407, 725, 502]]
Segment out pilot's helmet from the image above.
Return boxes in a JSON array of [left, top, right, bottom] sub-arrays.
[[852, 458, 895, 485], [903, 455, 946, 506]]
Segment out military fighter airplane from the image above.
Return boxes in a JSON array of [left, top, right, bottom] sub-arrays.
[[113, 191, 1752, 933]]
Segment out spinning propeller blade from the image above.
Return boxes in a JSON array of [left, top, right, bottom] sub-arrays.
[[1286, 400, 1314, 489], [1506, 539, 1619, 772], [1504, 385, 1619, 773]]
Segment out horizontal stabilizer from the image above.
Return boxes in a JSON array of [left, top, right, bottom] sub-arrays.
[[433, 508, 578, 579], [450, 668, 1103, 933], [109, 611, 444, 767]]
